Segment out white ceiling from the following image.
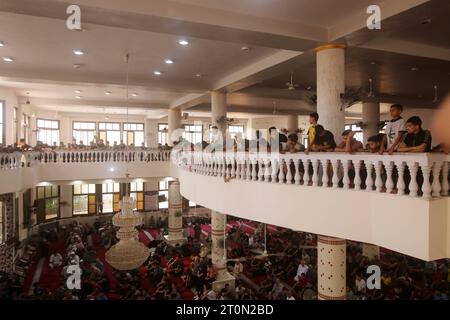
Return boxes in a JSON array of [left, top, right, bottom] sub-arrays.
[[0, 0, 448, 119], [171, 0, 384, 28]]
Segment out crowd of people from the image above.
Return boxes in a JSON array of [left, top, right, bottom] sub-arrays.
[[0, 136, 172, 154], [1, 212, 448, 301]]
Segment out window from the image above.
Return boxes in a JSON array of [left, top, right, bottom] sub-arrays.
[[158, 123, 168, 145], [102, 183, 120, 214], [123, 122, 144, 146], [36, 186, 60, 220], [0, 101, 4, 145], [228, 125, 244, 140], [37, 119, 60, 146], [73, 184, 96, 215], [130, 182, 144, 211], [13, 107, 18, 143], [158, 180, 169, 209], [22, 113, 31, 144], [344, 124, 363, 143], [0, 200, 4, 244], [183, 124, 203, 144], [99, 122, 121, 145], [73, 121, 96, 144]]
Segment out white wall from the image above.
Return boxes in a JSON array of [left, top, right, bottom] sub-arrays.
[[0, 86, 19, 145]]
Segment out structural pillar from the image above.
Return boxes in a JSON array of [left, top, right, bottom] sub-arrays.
[[168, 109, 182, 147], [211, 210, 235, 292], [287, 115, 299, 133], [316, 44, 346, 139], [211, 91, 227, 135], [362, 102, 380, 145], [165, 180, 186, 245], [362, 243, 380, 261], [317, 235, 346, 300]]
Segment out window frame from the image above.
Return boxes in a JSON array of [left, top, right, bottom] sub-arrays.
[[72, 121, 97, 145], [98, 122, 121, 145], [158, 123, 168, 146], [122, 122, 145, 146], [36, 118, 60, 146], [102, 182, 120, 214], [72, 184, 97, 216], [36, 186, 60, 221], [0, 100, 5, 146]]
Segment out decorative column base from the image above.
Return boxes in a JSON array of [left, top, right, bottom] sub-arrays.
[[318, 235, 347, 300], [212, 261, 235, 292], [164, 232, 187, 246]]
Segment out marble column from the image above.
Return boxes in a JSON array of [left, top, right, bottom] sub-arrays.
[[316, 44, 346, 140], [362, 102, 380, 145], [317, 235, 347, 300], [165, 180, 185, 244], [287, 115, 299, 133], [211, 210, 235, 292], [168, 109, 182, 147], [362, 243, 380, 261], [211, 91, 227, 135]]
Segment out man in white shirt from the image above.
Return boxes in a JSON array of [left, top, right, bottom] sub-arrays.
[[380, 104, 407, 154], [49, 252, 63, 269], [355, 275, 367, 293], [294, 260, 309, 281], [233, 260, 244, 277]]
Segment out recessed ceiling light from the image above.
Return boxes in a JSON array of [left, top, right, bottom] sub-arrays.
[[75, 90, 82, 94], [195, 74, 203, 78], [0, 41, 4, 47], [370, 61, 377, 65], [411, 67, 419, 71], [153, 71, 162, 76], [73, 49, 85, 56], [131, 93, 138, 97], [105, 91, 112, 95], [164, 59, 174, 64], [241, 46, 250, 52], [73, 64, 83, 69], [178, 39, 189, 46], [306, 86, 312, 90], [421, 18, 431, 25], [75, 95, 82, 99], [3, 57, 14, 63]]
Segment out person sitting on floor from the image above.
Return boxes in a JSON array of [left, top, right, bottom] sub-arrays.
[[49, 252, 63, 269]]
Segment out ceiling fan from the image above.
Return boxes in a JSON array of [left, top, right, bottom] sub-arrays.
[[285, 71, 299, 91]]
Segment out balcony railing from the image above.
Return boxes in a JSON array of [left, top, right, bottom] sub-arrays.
[[0, 150, 171, 170], [174, 151, 450, 199]]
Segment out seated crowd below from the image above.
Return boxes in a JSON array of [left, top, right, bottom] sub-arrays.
[[1, 213, 448, 300]]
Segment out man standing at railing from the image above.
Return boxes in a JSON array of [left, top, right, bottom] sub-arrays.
[[379, 104, 407, 155]]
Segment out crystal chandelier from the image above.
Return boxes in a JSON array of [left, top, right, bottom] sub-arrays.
[[105, 196, 150, 270], [105, 53, 149, 270]]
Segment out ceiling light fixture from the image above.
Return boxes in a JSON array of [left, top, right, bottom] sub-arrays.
[[0, 41, 4, 47], [131, 93, 138, 97], [73, 64, 83, 69], [306, 86, 312, 90], [195, 74, 203, 78], [75, 90, 82, 94], [370, 61, 377, 65], [421, 18, 431, 25], [73, 49, 85, 56], [178, 39, 189, 46], [411, 67, 419, 71], [153, 71, 162, 76], [105, 91, 112, 95], [76, 95, 82, 99], [3, 57, 14, 63], [241, 46, 250, 52], [164, 59, 174, 64]]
